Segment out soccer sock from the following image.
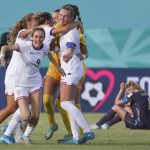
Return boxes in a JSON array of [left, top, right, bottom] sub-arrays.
[[75, 103, 83, 136], [68, 113, 80, 140], [67, 101, 80, 140], [15, 123, 24, 139], [55, 98, 72, 135], [96, 109, 116, 126], [43, 94, 55, 124], [24, 125, 34, 137], [15, 105, 31, 139], [61, 101, 91, 134], [107, 115, 121, 127], [5, 108, 21, 136]]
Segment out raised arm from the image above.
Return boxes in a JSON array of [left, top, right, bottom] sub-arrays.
[[115, 82, 126, 105], [19, 28, 34, 38], [51, 21, 79, 36]]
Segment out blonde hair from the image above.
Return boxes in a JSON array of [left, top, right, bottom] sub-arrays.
[[125, 81, 143, 91], [7, 13, 34, 44]]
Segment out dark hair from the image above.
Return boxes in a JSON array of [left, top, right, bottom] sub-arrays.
[[0, 32, 12, 66], [62, 4, 82, 22], [31, 27, 45, 38], [53, 9, 60, 13], [36, 12, 52, 25], [0, 32, 9, 47]]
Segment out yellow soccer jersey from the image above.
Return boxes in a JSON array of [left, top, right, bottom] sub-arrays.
[[77, 63, 86, 88], [78, 28, 87, 46]]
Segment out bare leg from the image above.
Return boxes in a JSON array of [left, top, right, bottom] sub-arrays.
[[112, 105, 126, 120], [0, 95, 18, 123]]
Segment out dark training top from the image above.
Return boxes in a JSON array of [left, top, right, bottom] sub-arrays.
[[123, 91, 150, 127]]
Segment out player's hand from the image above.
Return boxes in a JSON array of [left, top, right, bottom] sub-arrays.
[[63, 54, 72, 63], [42, 75, 46, 84], [76, 52, 86, 60], [0, 55, 6, 67], [57, 66, 65, 76], [56, 50, 61, 57], [120, 82, 125, 90]]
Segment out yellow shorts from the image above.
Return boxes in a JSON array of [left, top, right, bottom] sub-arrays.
[[46, 65, 61, 81], [77, 63, 86, 88]]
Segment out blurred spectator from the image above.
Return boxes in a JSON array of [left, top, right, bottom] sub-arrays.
[[0, 32, 12, 66]]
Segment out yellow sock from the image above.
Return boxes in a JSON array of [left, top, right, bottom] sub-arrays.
[[75, 103, 81, 109], [43, 94, 56, 124], [55, 99, 72, 135]]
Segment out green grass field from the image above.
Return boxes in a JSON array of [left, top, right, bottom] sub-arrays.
[[0, 113, 150, 150]]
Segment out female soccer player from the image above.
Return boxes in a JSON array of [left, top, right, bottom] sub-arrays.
[[0, 27, 64, 144], [90, 81, 150, 130], [0, 12, 39, 125], [43, 5, 89, 142], [57, 5, 95, 144]]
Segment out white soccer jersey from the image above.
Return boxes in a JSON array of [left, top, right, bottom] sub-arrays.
[[14, 41, 49, 87], [59, 28, 83, 77], [6, 29, 31, 75], [42, 25, 54, 45]]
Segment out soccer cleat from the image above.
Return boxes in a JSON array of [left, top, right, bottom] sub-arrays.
[[57, 134, 73, 143], [78, 132, 95, 144], [22, 135, 32, 144], [58, 137, 79, 144], [101, 123, 109, 129], [45, 123, 58, 140], [90, 123, 100, 129], [1, 124, 8, 133], [0, 135, 7, 143], [0, 135, 16, 144], [15, 137, 25, 144]]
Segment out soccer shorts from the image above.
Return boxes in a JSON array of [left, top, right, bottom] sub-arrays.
[[61, 75, 82, 86], [4, 74, 15, 95], [46, 65, 61, 81], [124, 112, 145, 129], [14, 86, 42, 101]]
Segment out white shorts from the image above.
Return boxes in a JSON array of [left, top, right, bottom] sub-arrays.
[[14, 86, 42, 101], [4, 74, 15, 95], [61, 75, 82, 86]]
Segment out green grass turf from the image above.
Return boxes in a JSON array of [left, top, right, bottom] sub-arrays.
[[0, 113, 150, 150]]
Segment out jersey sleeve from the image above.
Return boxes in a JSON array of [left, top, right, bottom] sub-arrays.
[[17, 41, 30, 53], [43, 44, 50, 55], [66, 30, 78, 48]]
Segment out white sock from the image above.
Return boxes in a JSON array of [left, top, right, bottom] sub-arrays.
[[24, 126, 34, 137], [15, 123, 24, 139], [66, 101, 80, 140], [15, 105, 31, 139], [5, 108, 21, 136], [61, 101, 91, 135]]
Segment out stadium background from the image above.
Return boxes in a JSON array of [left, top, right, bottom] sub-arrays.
[[0, 0, 150, 112]]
